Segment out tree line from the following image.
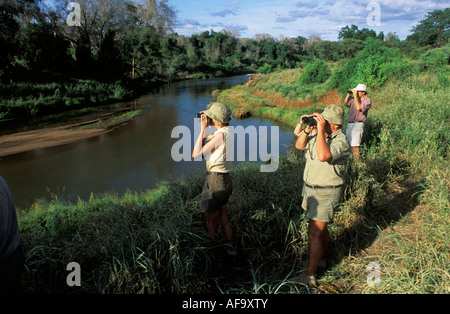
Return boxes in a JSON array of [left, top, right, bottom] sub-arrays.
[[2, 1, 447, 83], [0, 0, 306, 83], [0, 0, 448, 121]]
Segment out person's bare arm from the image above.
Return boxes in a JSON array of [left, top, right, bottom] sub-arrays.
[[315, 116, 333, 162]]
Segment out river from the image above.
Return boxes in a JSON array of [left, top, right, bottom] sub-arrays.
[[0, 76, 297, 210]]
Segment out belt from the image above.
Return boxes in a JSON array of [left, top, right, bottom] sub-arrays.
[[348, 121, 364, 123], [207, 172, 229, 176], [305, 183, 343, 190]]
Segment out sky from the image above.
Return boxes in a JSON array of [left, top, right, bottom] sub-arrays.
[[170, 0, 449, 40]]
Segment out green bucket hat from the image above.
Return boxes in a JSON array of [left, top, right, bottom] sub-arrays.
[[204, 103, 232, 124], [321, 104, 344, 125]]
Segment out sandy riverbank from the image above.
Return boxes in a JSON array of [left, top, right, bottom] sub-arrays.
[[0, 109, 138, 157], [0, 125, 111, 157]]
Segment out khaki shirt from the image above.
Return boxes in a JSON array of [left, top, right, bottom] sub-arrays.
[[303, 129, 350, 187]]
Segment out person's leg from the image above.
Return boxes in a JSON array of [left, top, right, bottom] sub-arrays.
[[218, 204, 235, 252], [307, 219, 328, 276], [352, 123, 364, 157], [206, 211, 219, 242], [322, 226, 329, 260]]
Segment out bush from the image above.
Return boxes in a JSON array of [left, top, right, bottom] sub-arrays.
[[112, 82, 128, 100], [331, 38, 410, 93], [0, 79, 135, 120], [299, 59, 330, 84], [416, 44, 450, 72], [257, 63, 273, 74]]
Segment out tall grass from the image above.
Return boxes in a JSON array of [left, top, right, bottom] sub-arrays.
[[17, 67, 449, 294], [19, 157, 309, 293], [319, 71, 449, 294]]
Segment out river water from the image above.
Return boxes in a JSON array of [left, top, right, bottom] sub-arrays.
[[0, 76, 297, 210]]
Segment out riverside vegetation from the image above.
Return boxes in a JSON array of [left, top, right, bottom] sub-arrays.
[[17, 37, 449, 293], [3, 2, 447, 127]]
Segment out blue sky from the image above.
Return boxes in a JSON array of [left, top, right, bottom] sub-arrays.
[[170, 0, 449, 40]]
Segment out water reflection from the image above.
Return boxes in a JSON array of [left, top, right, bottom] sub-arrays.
[[0, 76, 296, 210]]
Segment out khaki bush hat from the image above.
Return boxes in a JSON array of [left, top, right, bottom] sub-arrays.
[[321, 104, 344, 125], [204, 103, 232, 124]]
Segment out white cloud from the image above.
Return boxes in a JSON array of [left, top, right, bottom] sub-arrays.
[[171, 0, 449, 40]]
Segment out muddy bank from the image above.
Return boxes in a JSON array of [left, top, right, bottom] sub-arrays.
[[0, 109, 138, 157], [0, 125, 111, 157]]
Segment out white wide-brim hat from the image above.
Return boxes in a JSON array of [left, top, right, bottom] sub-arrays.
[[353, 84, 367, 92]]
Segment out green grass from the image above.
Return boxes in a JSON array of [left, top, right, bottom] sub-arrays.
[[0, 79, 134, 120], [17, 64, 449, 294], [19, 159, 308, 293], [75, 110, 142, 130]]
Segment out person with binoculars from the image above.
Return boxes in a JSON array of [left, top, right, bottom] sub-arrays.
[[344, 84, 372, 157], [192, 103, 236, 258], [293, 104, 351, 286]]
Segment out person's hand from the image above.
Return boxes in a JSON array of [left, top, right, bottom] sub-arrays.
[[200, 112, 208, 130], [314, 115, 326, 132]]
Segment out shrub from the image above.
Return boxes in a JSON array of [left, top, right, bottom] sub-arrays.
[[416, 44, 450, 72], [331, 38, 410, 93], [257, 63, 273, 74], [299, 59, 331, 84], [113, 82, 128, 100]]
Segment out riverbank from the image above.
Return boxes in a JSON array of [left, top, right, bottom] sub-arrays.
[[0, 74, 248, 157], [214, 70, 343, 127], [0, 109, 141, 157], [16, 67, 449, 294]]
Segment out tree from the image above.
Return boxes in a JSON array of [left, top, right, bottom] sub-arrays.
[[331, 38, 409, 93], [0, 0, 21, 80], [409, 8, 450, 48], [338, 24, 377, 41], [385, 32, 399, 42], [98, 29, 125, 80], [302, 35, 321, 57], [338, 24, 359, 40], [135, 0, 176, 36], [337, 38, 365, 59], [20, 22, 72, 77]]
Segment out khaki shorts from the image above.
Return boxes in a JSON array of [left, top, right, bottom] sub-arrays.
[[302, 185, 344, 223], [201, 173, 233, 213]]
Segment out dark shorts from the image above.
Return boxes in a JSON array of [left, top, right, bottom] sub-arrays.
[[201, 173, 233, 213]]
